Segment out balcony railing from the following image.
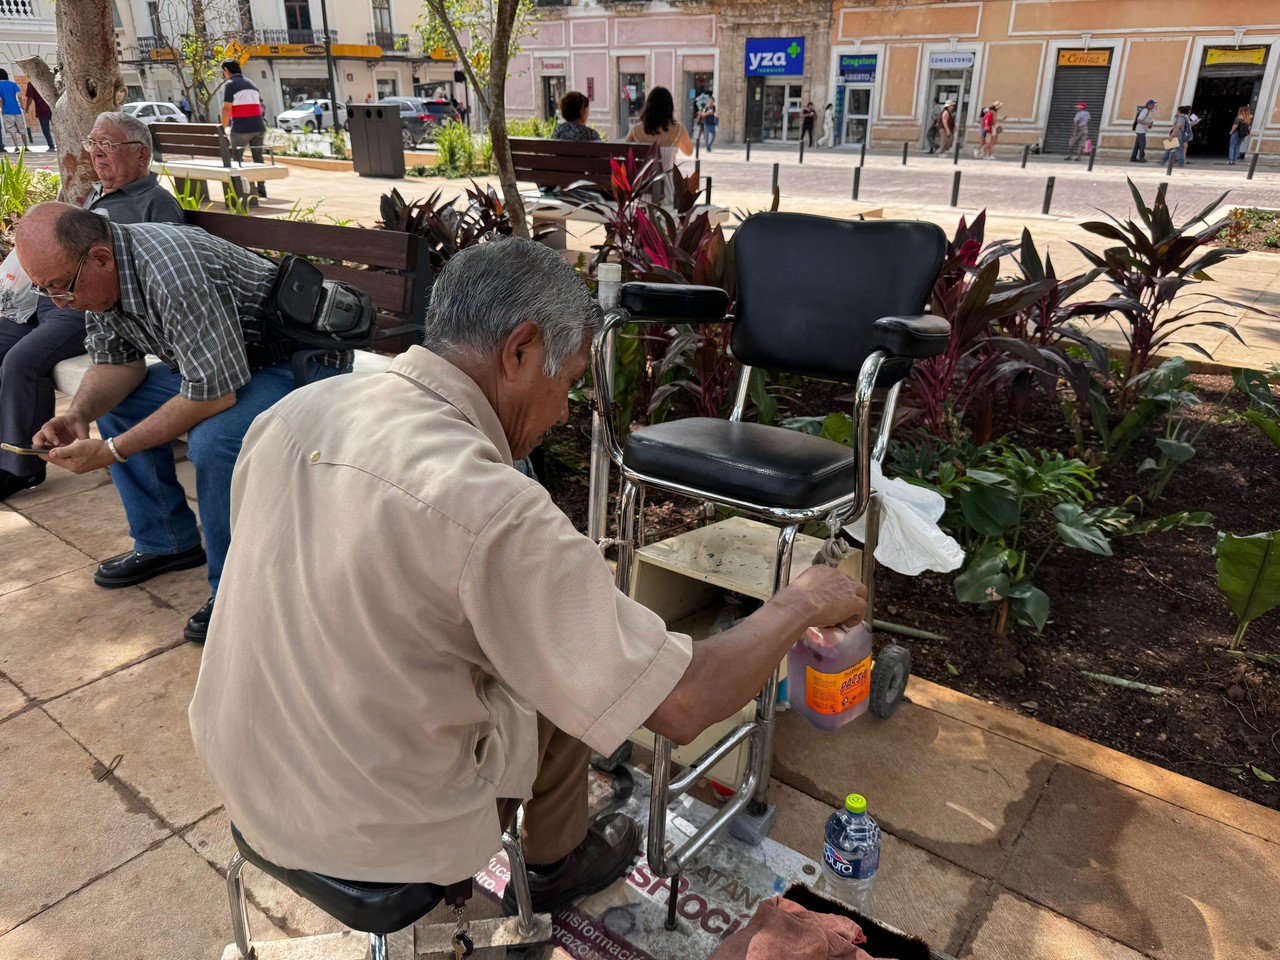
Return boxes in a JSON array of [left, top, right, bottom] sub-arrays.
[[0, 0, 37, 19], [534, 0, 571, 6], [258, 28, 337, 45], [136, 35, 167, 53], [368, 31, 409, 53]]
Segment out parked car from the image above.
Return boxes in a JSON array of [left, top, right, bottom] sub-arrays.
[[375, 96, 461, 148], [276, 98, 347, 133], [122, 101, 188, 125]]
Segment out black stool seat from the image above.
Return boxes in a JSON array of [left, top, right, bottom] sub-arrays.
[[230, 824, 444, 935], [623, 418, 859, 509]]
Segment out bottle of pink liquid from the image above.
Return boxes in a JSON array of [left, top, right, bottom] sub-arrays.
[[788, 622, 874, 731]]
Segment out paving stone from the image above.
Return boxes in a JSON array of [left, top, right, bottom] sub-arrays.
[[1000, 763, 1280, 960], [21, 481, 133, 563], [770, 705, 1054, 877], [960, 889, 1148, 960], [139, 562, 213, 618], [0, 710, 168, 934], [45, 645, 219, 829], [0, 513, 95, 599], [176, 458, 198, 502], [767, 780, 985, 956], [0, 678, 29, 721], [0, 568, 186, 700], [0, 836, 277, 960], [183, 809, 347, 939], [2, 465, 113, 511]]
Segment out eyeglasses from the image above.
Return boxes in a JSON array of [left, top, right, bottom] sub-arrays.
[[81, 139, 144, 151], [32, 251, 89, 303]]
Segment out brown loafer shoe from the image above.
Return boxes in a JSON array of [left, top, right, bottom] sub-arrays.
[[501, 812, 640, 917]]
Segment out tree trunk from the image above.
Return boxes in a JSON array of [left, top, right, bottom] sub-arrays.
[[18, 0, 125, 203], [488, 0, 528, 239]]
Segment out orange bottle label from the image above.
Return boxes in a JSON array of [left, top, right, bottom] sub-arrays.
[[805, 656, 871, 716]]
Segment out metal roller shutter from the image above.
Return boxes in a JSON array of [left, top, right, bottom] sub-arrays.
[[1044, 63, 1110, 152]]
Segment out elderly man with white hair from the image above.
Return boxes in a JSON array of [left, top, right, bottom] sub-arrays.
[[0, 109, 183, 500], [189, 238, 867, 919]]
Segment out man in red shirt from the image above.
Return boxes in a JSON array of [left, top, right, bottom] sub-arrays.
[[220, 59, 268, 199]]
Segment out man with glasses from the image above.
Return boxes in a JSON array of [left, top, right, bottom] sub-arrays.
[[14, 202, 351, 641], [0, 110, 182, 501]]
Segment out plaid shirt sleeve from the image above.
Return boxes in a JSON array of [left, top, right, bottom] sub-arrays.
[[149, 277, 253, 402], [84, 312, 146, 365]]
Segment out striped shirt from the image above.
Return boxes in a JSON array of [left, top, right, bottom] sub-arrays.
[[86, 222, 340, 401], [224, 74, 265, 134]]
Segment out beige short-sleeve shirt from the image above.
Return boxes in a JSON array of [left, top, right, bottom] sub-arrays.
[[189, 346, 693, 883]]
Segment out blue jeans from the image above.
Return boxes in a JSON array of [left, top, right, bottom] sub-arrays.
[[1228, 132, 1245, 162], [704, 123, 717, 150], [1161, 141, 1186, 166], [97, 359, 349, 596]]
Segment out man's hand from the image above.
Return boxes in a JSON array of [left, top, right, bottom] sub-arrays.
[[780, 565, 869, 632], [34, 412, 90, 448], [43, 438, 116, 474]]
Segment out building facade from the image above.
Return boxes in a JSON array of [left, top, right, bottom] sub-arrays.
[[825, 0, 1280, 157]]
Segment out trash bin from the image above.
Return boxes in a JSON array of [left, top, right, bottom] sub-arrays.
[[348, 105, 405, 178]]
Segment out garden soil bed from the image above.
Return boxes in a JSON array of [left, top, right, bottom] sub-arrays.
[[540, 374, 1280, 808]]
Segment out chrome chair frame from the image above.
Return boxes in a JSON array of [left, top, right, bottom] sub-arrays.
[[589, 305, 903, 926]]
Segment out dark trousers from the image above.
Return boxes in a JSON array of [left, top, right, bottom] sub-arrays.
[[0, 302, 87, 477], [497, 715, 591, 864], [38, 117, 53, 149], [802, 121, 814, 147], [1131, 132, 1147, 160], [229, 130, 267, 197]]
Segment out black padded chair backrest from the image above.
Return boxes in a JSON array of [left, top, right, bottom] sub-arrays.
[[731, 213, 946, 384]]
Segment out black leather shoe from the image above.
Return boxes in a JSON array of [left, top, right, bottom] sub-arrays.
[[501, 812, 640, 917], [0, 467, 44, 501], [94, 544, 206, 588], [183, 597, 214, 643]]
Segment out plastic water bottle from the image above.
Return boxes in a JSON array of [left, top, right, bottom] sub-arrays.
[[821, 793, 881, 913], [788, 621, 874, 730]]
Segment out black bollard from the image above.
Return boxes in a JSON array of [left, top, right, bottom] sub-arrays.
[[695, 135, 700, 160], [746, 138, 752, 162], [705, 176, 712, 204], [1248, 152, 1260, 180], [853, 166, 861, 200], [859, 137, 867, 167], [950, 170, 961, 207], [771, 162, 779, 193], [799, 137, 805, 164], [1156, 181, 1168, 207], [1021, 143, 1030, 169], [1165, 152, 1175, 176], [902, 141, 908, 165], [1042, 175, 1055, 216], [953, 134, 961, 165], [1087, 145, 1096, 172]]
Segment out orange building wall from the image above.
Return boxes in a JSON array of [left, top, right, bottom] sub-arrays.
[[883, 45, 921, 119], [1010, 0, 1280, 33], [982, 43, 1042, 122], [838, 3, 981, 40]]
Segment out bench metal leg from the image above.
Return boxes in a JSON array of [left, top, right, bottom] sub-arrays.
[[226, 851, 255, 959], [502, 819, 540, 937], [367, 933, 388, 960]]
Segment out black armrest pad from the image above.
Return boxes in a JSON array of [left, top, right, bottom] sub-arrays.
[[620, 282, 729, 322], [872, 314, 951, 359]]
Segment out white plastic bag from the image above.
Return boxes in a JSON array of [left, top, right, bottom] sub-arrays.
[[846, 461, 965, 576], [0, 247, 37, 324]]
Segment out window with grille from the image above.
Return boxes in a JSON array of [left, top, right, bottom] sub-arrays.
[[285, 0, 312, 31]]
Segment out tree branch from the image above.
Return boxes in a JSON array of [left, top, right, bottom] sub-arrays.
[[488, 0, 527, 238], [422, 0, 490, 116], [16, 55, 56, 104]]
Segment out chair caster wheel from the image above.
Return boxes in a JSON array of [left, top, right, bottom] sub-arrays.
[[869, 644, 911, 718]]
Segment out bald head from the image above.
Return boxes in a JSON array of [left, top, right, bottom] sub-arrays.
[[16, 202, 119, 312]]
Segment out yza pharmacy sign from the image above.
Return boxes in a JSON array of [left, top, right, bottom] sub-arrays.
[[745, 37, 805, 76]]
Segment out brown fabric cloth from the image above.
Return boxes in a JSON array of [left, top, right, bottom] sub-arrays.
[[709, 895, 882, 960]]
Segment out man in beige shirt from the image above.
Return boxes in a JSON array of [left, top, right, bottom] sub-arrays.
[[189, 238, 865, 917]]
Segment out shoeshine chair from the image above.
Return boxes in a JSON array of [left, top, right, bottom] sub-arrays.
[[591, 212, 949, 926], [225, 821, 551, 959]]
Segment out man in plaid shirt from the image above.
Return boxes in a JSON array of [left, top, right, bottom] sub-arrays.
[[15, 202, 350, 642]]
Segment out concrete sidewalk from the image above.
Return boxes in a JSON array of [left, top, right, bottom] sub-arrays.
[[2, 394, 1278, 960], [2, 165, 1278, 959]]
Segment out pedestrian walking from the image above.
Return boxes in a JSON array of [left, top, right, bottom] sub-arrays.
[[926, 101, 941, 153], [1064, 101, 1090, 160], [312, 99, 324, 130], [24, 80, 52, 150], [937, 100, 956, 154], [1130, 98, 1156, 163], [0, 70, 28, 152], [1160, 105, 1192, 167], [801, 101, 817, 148], [977, 101, 1002, 159], [1228, 106, 1251, 165], [219, 58, 268, 198], [698, 96, 718, 151], [179, 96, 192, 120], [818, 102, 835, 148]]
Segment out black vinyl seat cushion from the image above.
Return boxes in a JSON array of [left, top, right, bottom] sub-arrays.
[[230, 824, 444, 935], [623, 419, 859, 510]]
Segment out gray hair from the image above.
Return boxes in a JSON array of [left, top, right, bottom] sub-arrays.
[[424, 237, 600, 375], [94, 111, 152, 161]]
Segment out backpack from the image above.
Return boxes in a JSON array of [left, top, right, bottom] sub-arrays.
[[1238, 120, 1251, 137], [1132, 107, 1143, 132]]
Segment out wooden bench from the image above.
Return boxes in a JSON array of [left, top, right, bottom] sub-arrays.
[[52, 209, 430, 397], [149, 123, 289, 207], [508, 136, 728, 245]]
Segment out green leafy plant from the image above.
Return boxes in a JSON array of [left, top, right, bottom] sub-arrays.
[[506, 116, 557, 138], [1072, 180, 1257, 408], [1214, 531, 1280, 650], [1086, 356, 1199, 465], [1231, 367, 1280, 452]]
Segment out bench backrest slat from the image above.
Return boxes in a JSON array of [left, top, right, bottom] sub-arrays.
[[509, 137, 645, 192], [152, 122, 231, 167]]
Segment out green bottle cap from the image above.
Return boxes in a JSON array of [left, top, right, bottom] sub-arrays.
[[845, 793, 867, 814]]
